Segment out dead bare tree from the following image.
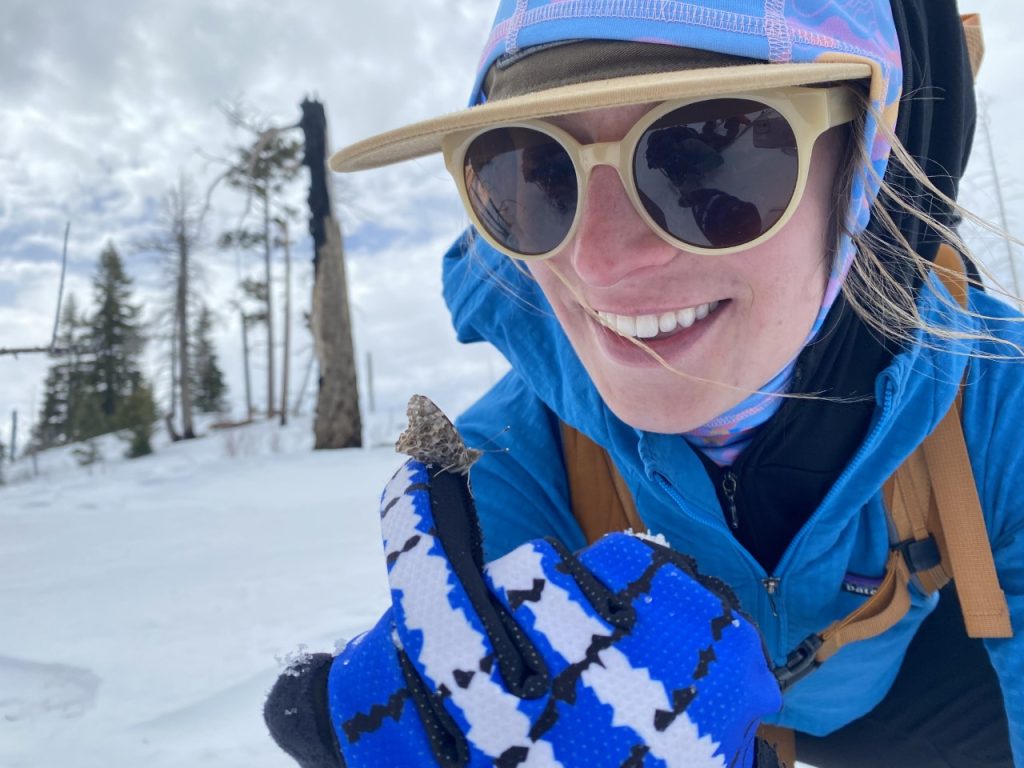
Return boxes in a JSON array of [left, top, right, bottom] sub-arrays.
[[977, 96, 1022, 299], [278, 218, 292, 426], [217, 103, 302, 420], [174, 186, 196, 440], [0, 221, 75, 359], [230, 299, 255, 422], [165, 318, 181, 441], [299, 98, 361, 449], [139, 174, 204, 440]]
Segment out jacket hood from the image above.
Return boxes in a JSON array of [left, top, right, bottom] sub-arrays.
[[876, 0, 979, 287]]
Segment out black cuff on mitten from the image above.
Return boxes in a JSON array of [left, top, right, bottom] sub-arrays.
[[428, 468, 549, 700], [264, 652, 345, 768]]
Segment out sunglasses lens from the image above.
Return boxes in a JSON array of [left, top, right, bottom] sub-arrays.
[[634, 99, 799, 249], [463, 127, 577, 256]]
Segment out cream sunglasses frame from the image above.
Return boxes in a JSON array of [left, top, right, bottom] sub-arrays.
[[441, 85, 858, 260]]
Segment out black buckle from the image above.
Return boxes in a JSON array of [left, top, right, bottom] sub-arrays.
[[774, 634, 823, 691], [893, 536, 941, 574]]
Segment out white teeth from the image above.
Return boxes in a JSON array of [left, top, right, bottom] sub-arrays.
[[615, 313, 637, 337], [635, 314, 660, 339], [597, 301, 720, 339]]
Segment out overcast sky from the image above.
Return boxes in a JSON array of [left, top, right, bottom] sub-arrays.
[[1, 0, 1021, 451]]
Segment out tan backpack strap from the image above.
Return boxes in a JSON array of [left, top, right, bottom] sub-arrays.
[[930, 244, 1012, 636], [783, 454, 942, 682], [885, 446, 951, 595], [933, 243, 970, 307], [560, 422, 643, 544], [778, 247, 1012, 687], [922, 397, 1012, 637], [815, 552, 913, 663], [756, 724, 796, 768], [961, 13, 985, 79]]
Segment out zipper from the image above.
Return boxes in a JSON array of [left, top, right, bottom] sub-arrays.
[[654, 472, 785, 648], [774, 377, 897, 576], [653, 472, 759, 571], [762, 577, 781, 617], [721, 471, 739, 530]]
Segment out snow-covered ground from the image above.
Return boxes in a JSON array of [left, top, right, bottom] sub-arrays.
[[1, 417, 397, 768], [1, 414, 837, 768], [10, 296, 1016, 764]]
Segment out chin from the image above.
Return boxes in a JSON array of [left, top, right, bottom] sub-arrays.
[[596, 381, 731, 435]]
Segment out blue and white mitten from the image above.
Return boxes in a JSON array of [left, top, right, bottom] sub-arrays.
[[265, 458, 782, 768]]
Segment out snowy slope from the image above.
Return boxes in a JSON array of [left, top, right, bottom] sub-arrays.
[[2, 416, 841, 768], [1, 418, 396, 768]]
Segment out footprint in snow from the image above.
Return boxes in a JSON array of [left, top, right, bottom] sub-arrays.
[[0, 655, 100, 722]]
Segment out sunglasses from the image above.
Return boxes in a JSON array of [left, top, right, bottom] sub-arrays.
[[442, 86, 857, 259]]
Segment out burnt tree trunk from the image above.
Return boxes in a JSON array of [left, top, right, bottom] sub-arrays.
[[176, 228, 196, 439], [300, 98, 361, 449], [166, 319, 182, 441]]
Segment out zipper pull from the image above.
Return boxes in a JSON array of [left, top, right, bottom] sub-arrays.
[[762, 577, 781, 618], [721, 471, 739, 530]]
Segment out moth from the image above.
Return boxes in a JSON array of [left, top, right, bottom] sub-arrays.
[[395, 394, 482, 475]]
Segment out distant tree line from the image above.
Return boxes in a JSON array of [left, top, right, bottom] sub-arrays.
[[31, 242, 226, 459], [12, 96, 360, 466]]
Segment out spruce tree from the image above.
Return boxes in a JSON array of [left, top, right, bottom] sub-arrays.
[[35, 367, 69, 449], [120, 385, 158, 457], [191, 304, 228, 413], [33, 295, 90, 448], [87, 242, 145, 434]]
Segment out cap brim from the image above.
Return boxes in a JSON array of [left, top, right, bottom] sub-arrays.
[[329, 61, 870, 173]]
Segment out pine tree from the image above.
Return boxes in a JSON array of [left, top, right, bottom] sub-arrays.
[[70, 389, 107, 443], [191, 304, 228, 413], [86, 242, 145, 435], [33, 295, 90, 448], [220, 106, 303, 419], [119, 385, 158, 457], [35, 367, 69, 449]]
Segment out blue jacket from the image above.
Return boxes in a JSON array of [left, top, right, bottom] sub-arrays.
[[444, 234, 1024, 760]]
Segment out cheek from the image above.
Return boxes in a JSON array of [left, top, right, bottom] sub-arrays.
[[527, 253, 579, 305], [753, 135, 843, 305]]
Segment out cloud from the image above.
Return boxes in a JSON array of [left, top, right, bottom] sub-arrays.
[[1, 0, 1022, 449], [0, 0, 499, 442]]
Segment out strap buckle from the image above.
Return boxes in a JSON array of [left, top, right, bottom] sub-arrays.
[[773, 634, 823, 691], [893, 536, 941, 574]]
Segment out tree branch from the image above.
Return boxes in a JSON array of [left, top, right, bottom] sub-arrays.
[[49, 221, 71, 352], [0, 345, 73, 358]]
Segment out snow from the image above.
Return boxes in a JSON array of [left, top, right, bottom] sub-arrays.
[[1, 416, 396, 767], [3, 417, 821, 768], [0, 415, 835, 768]]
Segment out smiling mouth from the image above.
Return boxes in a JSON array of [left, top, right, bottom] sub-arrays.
[[595, 301, 723, 340]]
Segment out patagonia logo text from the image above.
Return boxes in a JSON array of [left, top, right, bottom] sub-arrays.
[[841, 573, 881, 597]]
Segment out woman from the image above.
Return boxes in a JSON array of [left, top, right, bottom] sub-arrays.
[[267, 1, 1021, 766]]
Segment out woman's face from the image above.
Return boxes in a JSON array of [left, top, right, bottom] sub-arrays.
[[527, 102, 845, 433]]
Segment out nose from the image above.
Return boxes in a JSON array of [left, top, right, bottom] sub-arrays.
[[567, 165, 677, 288]]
